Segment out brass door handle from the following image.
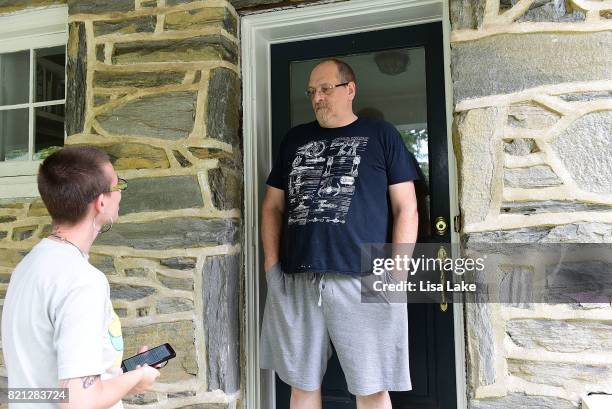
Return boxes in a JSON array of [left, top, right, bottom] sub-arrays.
[[434, 216, 447, 236], [437, 246, 448, 312]]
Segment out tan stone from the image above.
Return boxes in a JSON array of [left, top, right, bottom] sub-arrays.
[[164, 7, 236, 35], [94, 143, 170, 170], [0, 249, 24, 268], [0, 0, 65, 14], [122, 321, 198, 382], [507, 102, 560, 129], [27, 200, 49, 217]]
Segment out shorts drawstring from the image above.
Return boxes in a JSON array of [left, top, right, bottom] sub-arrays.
[[311, 274, 324, 307]]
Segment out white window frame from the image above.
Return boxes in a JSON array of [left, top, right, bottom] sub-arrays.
[[0, 6, 68, 199]]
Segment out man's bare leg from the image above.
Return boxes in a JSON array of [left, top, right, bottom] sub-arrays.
[[291, 387, 322, 409], [356, 391, 392, 409]]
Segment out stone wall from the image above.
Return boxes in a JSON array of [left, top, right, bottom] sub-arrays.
[[0, 1, 243, 408], [451, 1, 612, 408]]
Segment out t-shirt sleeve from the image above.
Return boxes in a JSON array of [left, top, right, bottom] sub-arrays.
[[54, 276, 108, 380], [384, 124, 421, 185], [266, 136, 288, 190]]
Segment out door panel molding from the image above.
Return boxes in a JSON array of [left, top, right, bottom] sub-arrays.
[[241, 1, 464, 408]]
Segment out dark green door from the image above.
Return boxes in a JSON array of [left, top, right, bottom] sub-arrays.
[[270, 22, 456, 409]]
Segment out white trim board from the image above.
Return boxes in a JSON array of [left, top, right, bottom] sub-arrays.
[[240, 1, 464, 408]]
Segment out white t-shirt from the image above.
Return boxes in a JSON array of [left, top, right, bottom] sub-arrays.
[[1, 238, 124, 409]]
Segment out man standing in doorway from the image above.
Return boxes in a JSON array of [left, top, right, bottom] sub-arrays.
[[260, 59, 419, 409]]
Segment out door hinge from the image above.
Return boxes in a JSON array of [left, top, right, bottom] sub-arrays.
[[453, 212, 462, 233]]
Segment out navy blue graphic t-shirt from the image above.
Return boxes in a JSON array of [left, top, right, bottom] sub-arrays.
[[266, 116, 420, 275]]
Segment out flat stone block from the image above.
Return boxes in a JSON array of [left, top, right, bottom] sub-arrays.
[[165, 7, 237, 36], [93, 16, 156, 36], [118, 175, 204, 215], [551, 111, 612, 194], [96, 217, 239, 249], [94, 71, 185, 88], [451, 32, 612, 103], [97, 92, 197, 140], [122, 321, 198, 381], [94, 143, 170, 170], [112, 36, 238, 65], [68, 0, 134, 14], [207, 67, 240, 146]]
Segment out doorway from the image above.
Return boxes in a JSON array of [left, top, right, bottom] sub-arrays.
[[240, 1, 465, 408], [269, 22, 455, 409]]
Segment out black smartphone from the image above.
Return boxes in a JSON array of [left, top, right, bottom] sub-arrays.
[[121, 343, 176, 372]]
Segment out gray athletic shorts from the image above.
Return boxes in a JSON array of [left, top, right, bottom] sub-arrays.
[[259, 263, 411, 396]]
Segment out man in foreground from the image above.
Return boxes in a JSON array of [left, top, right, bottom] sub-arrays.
[[2, 147, 159, 409]]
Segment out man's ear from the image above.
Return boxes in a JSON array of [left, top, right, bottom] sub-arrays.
[[347, 81, 356, 100], [92, 193, 105, 215]]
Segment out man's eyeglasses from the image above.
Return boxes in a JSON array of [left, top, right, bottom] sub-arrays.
[[305, 82, 349, 98], [109, 177, 128, 193]]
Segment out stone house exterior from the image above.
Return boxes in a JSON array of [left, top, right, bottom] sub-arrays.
[[0, 0, 610, 409]]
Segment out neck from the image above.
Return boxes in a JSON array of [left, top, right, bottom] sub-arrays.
[[51, 219, 97, 255], [319, 112, 358, 128]]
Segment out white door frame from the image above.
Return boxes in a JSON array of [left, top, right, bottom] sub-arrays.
[[241, 1, 465, 408]]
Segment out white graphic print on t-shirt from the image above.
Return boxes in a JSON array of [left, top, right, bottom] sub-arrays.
[[288, 136, 369, 225]]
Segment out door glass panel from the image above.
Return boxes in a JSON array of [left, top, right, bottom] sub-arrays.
[[0, 50, 30, 106], [0, 108, 29, 161], [289, 47, 431, 239]]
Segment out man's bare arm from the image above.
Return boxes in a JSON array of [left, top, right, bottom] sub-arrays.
[[261, 186, 285, 272], [59, 365, 159, 409], [388, 181, 419, 280]]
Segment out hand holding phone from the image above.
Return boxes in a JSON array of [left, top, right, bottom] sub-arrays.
[[121, 343, 176, 372]]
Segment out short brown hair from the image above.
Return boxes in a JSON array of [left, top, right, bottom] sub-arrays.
[[38, 146, 112, 225], [318, 58, 356, 84]]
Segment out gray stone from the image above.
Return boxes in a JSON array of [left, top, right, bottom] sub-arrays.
[[172, 150, 192, 167], [0, 216, 16, 223], [559, 91, 612, 102], [451, 32, 612, 103], [499, 265, 533, 307], [66, 22, 86, 136], [122, 392, 158, 405], [137, 307, 150, 317], [507, 319, 612, 353], [464, 223, 612, 244], [0, 231, 6, 239], [157, 273, 194, 291], [164, 7, 237, 36], [508, 359, 611, 388], [208, 167, 242, 210], [112, 36, 237, 65], [122, 321, 198, 381], [202, 254, 240, 392], [180, 404, 229, 409], [501, 0, 587, 23], [110, 284, 156, 301], [96, 218, 239, 249], [140, 0, 156, 7], [602, 10, 612, 19], [115, 308, 128, 317], [551, 111, 612, 194], [449, 0, 486, 30], [96, 44, 105, 62], [94, 95, 110, 106], [504, 166, 563, 188], [160, 257, 197, 270], [189, 147, 236, 165], [156, 297, 194, 314], [501, 200, 612, 214], [465, 303, 496, 386], [507, 103, 560, 129], [89, 254, 115, 274], [97, 92, 197, 139], [124, 267, 148, 277], [93, 16, 156, 36], [68, 0, 134, 14], [545, 260, 612, 303], [167, 391, 196, 399], [453, 108, 503, 226], [207, 67, 240, 146], [94, 71, 185, 88], [118, 175, 203, 215], [12, 226, 36, 241], [504, 139, 538, 156], [95, 143, 170, 170], [0, 273, 10, 283], [470, 393, 576, 409]]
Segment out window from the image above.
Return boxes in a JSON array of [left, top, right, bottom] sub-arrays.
[[0, 6, 67, 199]]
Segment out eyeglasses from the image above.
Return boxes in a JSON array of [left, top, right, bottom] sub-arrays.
[[305, 82, 349, 98], [109, 177, 128, 192]]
